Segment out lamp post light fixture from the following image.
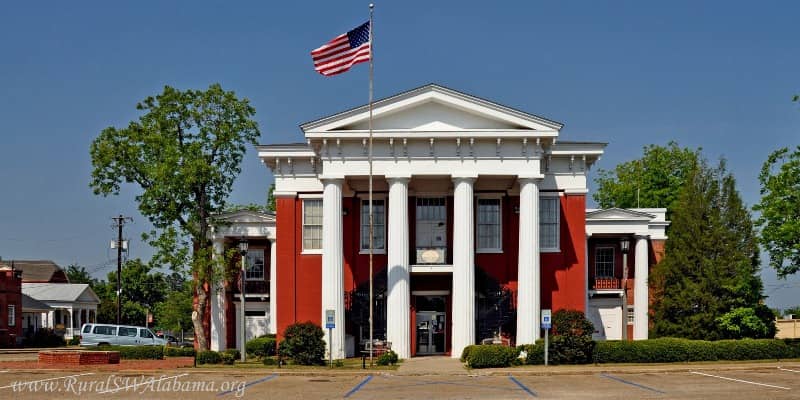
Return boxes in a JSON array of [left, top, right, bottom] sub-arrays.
[[620, 238, 630, 341], [238, 239, 249, 362]]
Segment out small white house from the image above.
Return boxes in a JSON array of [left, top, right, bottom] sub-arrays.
[[22, 283, 100, 339]]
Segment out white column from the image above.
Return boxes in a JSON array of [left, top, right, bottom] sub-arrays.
[[451, 175, 476, 358], [210, 238, 227, 351], [516, 177, 541, 345], [633, 235, 650, 340], [322, 178, 345, 360], [268, 238, 278, 335], [386, 176, 411, 359]]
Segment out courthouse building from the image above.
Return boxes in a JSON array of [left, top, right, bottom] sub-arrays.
[[208, 84, 668, 358]]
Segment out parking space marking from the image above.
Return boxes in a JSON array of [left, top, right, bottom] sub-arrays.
[[509, 376, 537, 397], [778, 367, 800, 373], [366, 376, 521, 393], [690, 371, 790, 390], [344, 375, 373, 398], [217, 374, 277, 397], [0, 372, 95, 390], [97, 373, 189, 394], [599, 374, 666, 394]]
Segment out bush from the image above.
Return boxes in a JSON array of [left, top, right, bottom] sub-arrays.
[[593, 338, 800, 363], [376, 350, 399, 366], [465, 345, 519, 368], [165, 346, 196, 357], [517, 343, 546, 365], [246, 337, 277, 358], [196, 350, 222, 365], [68, 337, 81, 346], [23, 329, 65, 348], [460, 345, 475, 362], [278, 322, 326, 365], [220, 351, 236, 365], [547, 309, 595, 364], [224, 348, 241, 361], [92, 345, 164, 360], [262, 357, 278, 366]]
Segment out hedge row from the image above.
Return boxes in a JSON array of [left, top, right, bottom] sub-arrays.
[[593, 338, 800, 363], [196, 349, 240, 365], [165, 346, 196, 357], [461, 345, 519, 368], [91, 345, 164, 360], [246, 336, 277, 358]]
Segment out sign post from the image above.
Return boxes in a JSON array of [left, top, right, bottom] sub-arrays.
[[541, 309, 551, 366], [325, 309, 335, 368]]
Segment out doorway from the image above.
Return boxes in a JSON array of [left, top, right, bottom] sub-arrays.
[[415, 295, 447, 355]]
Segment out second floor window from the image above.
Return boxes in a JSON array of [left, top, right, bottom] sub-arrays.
[[303, 199, 323, 250], [540, 197, 560, 250], [595, 247, 615, 278], [246, 249, 265, 280], [361, 199, 385, 251], [477, 198, 502, 251]]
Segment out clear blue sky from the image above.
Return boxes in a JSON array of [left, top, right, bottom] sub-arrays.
[[1, 1, 798, 308]]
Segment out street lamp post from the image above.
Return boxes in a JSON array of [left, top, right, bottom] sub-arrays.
[[239, 240, 249, 363], [620, 238, 630, 341]]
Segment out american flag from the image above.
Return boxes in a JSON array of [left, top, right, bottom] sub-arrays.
[[311, 21, 371, 76]]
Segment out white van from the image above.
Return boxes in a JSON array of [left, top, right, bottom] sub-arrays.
[[79, 323, 167, 346]]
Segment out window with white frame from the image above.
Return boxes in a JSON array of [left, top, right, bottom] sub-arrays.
[[302, 199, 323, 250], [7, 305, 14, 327], [595, 247, 615, 278], [360, 199, 385, 251], [539, 197, 559, 250], [627, 305, 634, 325], [477, 198, 502, 251], [246, 249, 265, 280]]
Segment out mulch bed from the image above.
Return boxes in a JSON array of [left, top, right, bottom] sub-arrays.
[[0, 357, 195, 371]]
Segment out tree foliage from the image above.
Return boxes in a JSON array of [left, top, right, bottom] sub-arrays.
[[716, 307, 774, 340], [89, 84, 259, 349], [92, 259, 171, 325], [753, 146, 800, 277], [64, 264, 97, 285], [650, 160, 772, 339], [593, 141, 701, 216]]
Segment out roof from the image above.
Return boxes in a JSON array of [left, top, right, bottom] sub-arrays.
[[22, 283, 101, 304], [0, 260, 69, 283], [21, 293, 53, 312]]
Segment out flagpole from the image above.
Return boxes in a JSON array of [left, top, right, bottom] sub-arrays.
[[367, 2, 375, 368]]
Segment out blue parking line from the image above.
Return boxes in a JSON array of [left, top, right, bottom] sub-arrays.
[[344, 375, 373, 398], [509, 376, 538, 397], [599, 374, 665, 394], [217, 374, 277, 396]]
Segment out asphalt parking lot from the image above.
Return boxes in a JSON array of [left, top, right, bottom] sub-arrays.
[[1, 364, 799, 399]]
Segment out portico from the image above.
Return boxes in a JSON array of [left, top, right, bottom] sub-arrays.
[[259, 84, 605, 359]]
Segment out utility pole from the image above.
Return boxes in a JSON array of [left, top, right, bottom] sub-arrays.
[[112, 215, 132, 325]]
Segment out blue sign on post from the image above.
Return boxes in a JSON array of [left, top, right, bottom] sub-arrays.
[[325, 309, 335, 329], [542, 309, 552, 329]]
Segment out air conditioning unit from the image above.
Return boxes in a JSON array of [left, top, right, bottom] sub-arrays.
[[416, 248, 447, 264]]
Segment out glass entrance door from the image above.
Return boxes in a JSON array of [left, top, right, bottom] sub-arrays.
[[416, 311, 446, 355]]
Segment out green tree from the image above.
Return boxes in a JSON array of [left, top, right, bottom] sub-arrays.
[[716, 307, 772, 339], [89, 84, 259, 350], [64, 264, 97, 285], [650, 161, 772, 339], [593, 141, 701, 217], [155, 284, 193, 334], [753, 146, 800, 277], [267, 183, 276, 212], [91, 259, 170, 325]]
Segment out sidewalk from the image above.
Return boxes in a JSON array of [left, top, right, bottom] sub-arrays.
[[395, 356, 467, 376]]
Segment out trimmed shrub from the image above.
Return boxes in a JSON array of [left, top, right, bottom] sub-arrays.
[[460, 345, 476, 362], [376, 350, 399, 366], [593, 338, 800, 364], [23, 329, 65, 348], [517, 343, 546, 365], [92, 345, 164, 360], [196, 350, 222, 365], [68, 337, 81, 346], [220, 352, 236, 365], [223, 348, 241, 361], [262, 357, 278, 366], [278, 322, 326, 365], [465, 345, 519, 368], [548, 309, 595, 364], [165, 346, 196, 357], [246, 337, 277, 358]]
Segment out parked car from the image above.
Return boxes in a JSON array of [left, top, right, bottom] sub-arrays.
[[156, 333, 193, 348], [79, 323, 167, 347]]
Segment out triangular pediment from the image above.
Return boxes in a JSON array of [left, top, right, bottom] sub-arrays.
[[214, 210, 276, 225], [586, 208, 655, 220], [301, 84, 563, 134]]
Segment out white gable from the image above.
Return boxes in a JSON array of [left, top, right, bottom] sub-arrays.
[[586, 208, 655, 221], [340, 100, 528, 131]]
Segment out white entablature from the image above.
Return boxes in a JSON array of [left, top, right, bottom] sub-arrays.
[[258, 84, 606, 194]]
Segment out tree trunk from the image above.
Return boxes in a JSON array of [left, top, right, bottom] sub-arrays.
[[192, 280, 209, 351]]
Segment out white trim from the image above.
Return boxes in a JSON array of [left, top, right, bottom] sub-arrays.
[[410, 265, 454, 273], [475, 195, 503, 253], [594, 246, 616, 278], [539, 196, 560, 252], [301, 198, 323, 251], [300, 249, 323, 255], [298, 193, 323, 199], [244, 249, 266, 281]]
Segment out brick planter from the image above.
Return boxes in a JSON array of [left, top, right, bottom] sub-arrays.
[[38, 351, 120, 365]]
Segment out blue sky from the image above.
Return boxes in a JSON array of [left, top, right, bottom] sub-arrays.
[[1, 1, 798, 308]]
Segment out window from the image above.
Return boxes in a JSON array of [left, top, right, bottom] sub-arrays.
[[93, 325, 117, 335], [595, 247, 615, 278], [245, 249, 265, 280], [540, 197, 559, 250], [118, 327, 137, 337], [7, 305, 14, 327], [82, 324, 92, 333], [360, 199, 386, 251], [477, 198, 502, 251], [140, 329, 154, 338], [627, 306, 634, 325], [302, 199, 323, 250]]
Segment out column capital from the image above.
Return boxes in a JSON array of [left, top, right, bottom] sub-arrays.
[[634, 234, 650, 241], [452, 173, 477, 183], [319, 176, 345, 184], [386, 175, 410, 184]]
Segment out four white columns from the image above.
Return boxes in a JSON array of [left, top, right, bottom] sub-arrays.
[[451, 176, 477, 358], [386, 176, 411, 359], [516, 177, 542, 345], [321, 178, 346, 359]]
